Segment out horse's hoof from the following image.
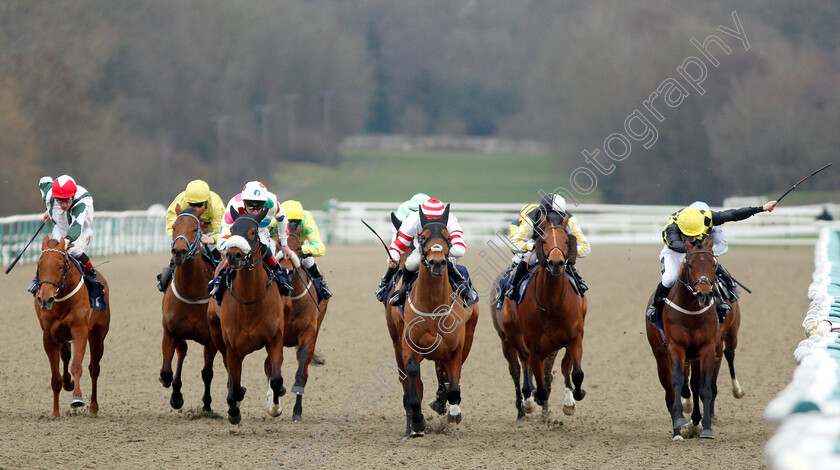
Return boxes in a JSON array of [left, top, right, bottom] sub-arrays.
[[573, 389, 586, 401], [523, 397, 536, 414], [228, 410, 241, 425], [170, 394, 184, 410], [409, 430, 425, 438], [292, 414, 303, 423], [279, 385, 286, 397], [733, 388, 745, 399], [292, 385, 305, 395], [159, 375, 172, 388], [429, 400, 445, 416], [447, 404, 463, 424], [562, 404, 576, 416], [700, 429, 715, 439], [89, 404, 99, 416], [63, 378, 74, 392], [672, 435, 684, 441], [70, 396, 85, 408]]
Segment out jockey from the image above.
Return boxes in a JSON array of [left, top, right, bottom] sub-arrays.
[[28, 175, 106, 311], [505, 193, 590, 300], [373, 192, 429, 302], [156, 180, 225, 292], [280, 199, 333, 300], [387, 198, 476, 307], [211, 181, 293, 299], [645, 199, 778, 323]]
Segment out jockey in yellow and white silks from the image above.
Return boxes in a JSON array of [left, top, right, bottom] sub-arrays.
[[374, 192, 429, 302], [645, 199, 777, 323], [387, 198, 476, 307], [29, 175, 106, 311], [505, 193, 590, 299], [157, 179, 226, 292], [280, 199, 332, 299]]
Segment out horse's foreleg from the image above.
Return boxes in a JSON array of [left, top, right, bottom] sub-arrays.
[[430, 362, 448, 416], [69, 324, 88, 409], [689, 361, 701, 427], [170, 341, 187, 410], [291, 328, 316, 422], [402, 356, 426, 437], [226, 352, 245, 425], [43, 334, 62, 417], [699, 345, 717, 439], [500, 339, 525, 420], [527, 350, 549, 410], [265, 339, 285, 419], [60, 342, 73, 391], [87, 326, 105, 416], [668, 347, 688, 440], [160, 330, 176, 388], [201, 345, 217, 412], [443, 352, 464, 425]]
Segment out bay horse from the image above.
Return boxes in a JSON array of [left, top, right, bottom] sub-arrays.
[[500, 209, 587, 418], [33, 236, 110, 417], [645, 235, 720, 440], [206, 207, 287, 424], [394, 205, 479, 438], [159, 206, 218, 412], [278, 223, 329, 422]]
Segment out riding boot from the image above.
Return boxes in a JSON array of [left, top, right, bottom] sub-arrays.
[[271, 264, 293, 296], [84, 268, 107, 311], [716, 296, 732, 323], [506, 261, 528, 300], [645, 282, 669, 323], [157, 260, 175, 293], [374, 266, 398, 302], [208, 268, 228, 305], [306, 263, 333, 299], [27, 274, 39, 295], [389, 268, 416, 307], [567, 265, 588, 296], [447, 260, 477, 305]]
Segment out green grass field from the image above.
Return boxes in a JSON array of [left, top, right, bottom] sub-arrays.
[[277, 148, 591, 209]]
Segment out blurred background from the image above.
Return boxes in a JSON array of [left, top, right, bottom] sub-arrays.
[[1, 0, 838, 215]]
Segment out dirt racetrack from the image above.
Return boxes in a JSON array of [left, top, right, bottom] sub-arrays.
[[1, 243, 812, 469]]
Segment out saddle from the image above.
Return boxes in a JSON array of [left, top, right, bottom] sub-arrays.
[[208, 264, 291, 305], [496, 265, 587, 310]]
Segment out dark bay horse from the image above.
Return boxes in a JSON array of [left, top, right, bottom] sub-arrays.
[[500, 210, 587, 418], [395, 205, 479, 438], [159, 206, 218, 412], [279, 224, 329, 422], [34, 237, 110, 417], [645, 236, 720, 440], [207, 207, 287, 424]]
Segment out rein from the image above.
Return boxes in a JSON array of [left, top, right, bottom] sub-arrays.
[[226, 267, 274, 305], [38, 248, 84, 303], [667, 249, 717, 316], [532, 223, 570, 312]]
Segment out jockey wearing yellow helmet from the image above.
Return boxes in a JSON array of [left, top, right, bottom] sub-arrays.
[[645, 199, 777, 323], [157, 180, 225, 292], [280, 200, 332, 300]]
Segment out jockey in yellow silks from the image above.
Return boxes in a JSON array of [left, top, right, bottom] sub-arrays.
[[279, 200, 332, 300]]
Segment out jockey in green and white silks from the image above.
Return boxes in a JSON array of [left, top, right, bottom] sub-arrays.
[[645, 199, 777, 323], [29, 175, 107, 311]]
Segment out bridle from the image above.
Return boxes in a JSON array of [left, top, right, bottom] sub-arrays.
[[225, 217, 273, 305], [171, 212, 203, 260], [531, 217, 571, 312], [37, 248, 84, 302], [418, 221, 451, 269], [679, 249, 716, 298]]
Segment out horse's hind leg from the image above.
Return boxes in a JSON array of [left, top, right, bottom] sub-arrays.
[[689, 361, 701, 428], [60, 342, 74, 391], [724, 333, 744, 399], [201, 345, 217, 412], [87, 326, 105, 416], [43, 334, 62, 417], [291, 328, 317, 422], [170, 341, 187, 410], [561, 339, 586, 416], [429, 362, 448, 416], [500, 339, 525, 421]]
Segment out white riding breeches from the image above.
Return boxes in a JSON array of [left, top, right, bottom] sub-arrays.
[[404, 250, 461, 272], [301, 256, 315, 269], [659, 246, 685, 288]]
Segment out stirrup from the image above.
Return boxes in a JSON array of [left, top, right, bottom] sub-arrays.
[[319, 282, 333, 300], [646, 304, 657, 323], [389, 287, 406, 306]]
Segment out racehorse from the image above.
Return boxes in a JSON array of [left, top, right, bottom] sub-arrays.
[[645, 235, 721, 440], [33, 236, 110, 417], [278, 223, 329, 422], [499, 209, 587, 418], [392, 205, 479, 438], [159, 206, 218, 412], [206, 207, 287, 424]]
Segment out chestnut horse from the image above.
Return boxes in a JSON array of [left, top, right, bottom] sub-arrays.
[[159, 207, 218, 412], [500, 210, 587, 418], [279, 225, 329, 422], [207, 208, 287, 424], [645, 236, 720, 440], [393, 205, 479, 438], [33, 237, 110, 417]]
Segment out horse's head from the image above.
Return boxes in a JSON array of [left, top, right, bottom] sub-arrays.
[[286, 218, 303, 256], [225, 206, 268, 270], [418, 204, 451, 277], [171, 205, 202, 266], [682, 235, 717, 307], [36, 236, 72, 311], [535, 209, 575, 277]]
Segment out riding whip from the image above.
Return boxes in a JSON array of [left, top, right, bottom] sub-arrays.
[[776, 163, 833, 204], [361, 219, 397, 262], [5, 221, 46, 274]]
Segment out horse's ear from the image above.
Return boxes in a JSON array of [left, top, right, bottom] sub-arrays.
[[229, 206, 239, 222], [419, 209, 429, 227], [439, 204, 450, 226], [175, 204, 182, 216], [256, 207, 269, 222], [42, 235, 50, 249], [391, 212, 401, 231]]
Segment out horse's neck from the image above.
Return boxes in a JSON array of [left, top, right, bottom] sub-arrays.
[[670, 278, 699, 308], [534, 267, 567, 304], [414, 267, 451, 306]]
